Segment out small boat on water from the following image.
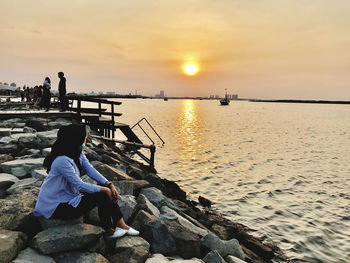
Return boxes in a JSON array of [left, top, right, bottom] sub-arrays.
[[220, 89, 230, 105]]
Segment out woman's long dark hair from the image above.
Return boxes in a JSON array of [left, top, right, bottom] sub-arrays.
[[44, 124, 86, 174]]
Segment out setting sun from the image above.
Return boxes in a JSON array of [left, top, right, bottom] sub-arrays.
[[183, 63, 198, 76]]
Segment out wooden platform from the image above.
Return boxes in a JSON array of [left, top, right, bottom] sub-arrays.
[[0, 110, 77, 119]]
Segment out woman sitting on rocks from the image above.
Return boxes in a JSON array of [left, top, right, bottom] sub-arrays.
[[33, 124, 139, 239]]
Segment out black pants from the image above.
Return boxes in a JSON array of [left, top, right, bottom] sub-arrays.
[[51, 192, 123, 230], [59, 95, 68, 111]]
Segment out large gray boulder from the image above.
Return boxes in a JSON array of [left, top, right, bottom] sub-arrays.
[[0, 158, 44, 174], [163, 220, 201, 259], [201, 233, 245, 259], [31, 168, 48, 181], [0, 187, 40, 231], [0, 154, 14, 164], [141, 220, 176, 255], [203, 250, 226, 263], [131, 210, 157, 232], [6, 178, 41, 194], [145, 254, 203, 263], [110, 247, 150, 263], [160, 206, 207, 237], [118, 194, 137, 223], [96, 164, 134, 181], [0, 128, 12, 136], [0, 136, 17, 144], [31, 223, 104, 254], [140, 187, 176, 209], [18, 135, 41, 149], [136, 194, 160, 218], [0, 143, 19, 154], [38, 216, 83, 230], [0, 173, 19, 189], [226, 255, 248, 263], [55, 252, 109, 263], [0, 229, 28, 263], [12, 248, 55, 263], [115, 235, 150, 251]]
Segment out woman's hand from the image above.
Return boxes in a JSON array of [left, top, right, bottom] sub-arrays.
[[101, 187, 117, 203], [109, 184, 119, 203]]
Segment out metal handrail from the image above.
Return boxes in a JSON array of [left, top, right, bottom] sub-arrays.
[[131, 117, 165, 145]]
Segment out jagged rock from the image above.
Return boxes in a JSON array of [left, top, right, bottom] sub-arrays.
[[6, 178, 41, 194], [41, 148, 51, 157], [115, 235, 150, 251], [127, 164, 147, 180], [119, 195, 137, 223], [38, 216, 83, 230], [211, 223, 231, 240], [55, 252, 109, 263], [110, 247, 150, 263], [0, 128, 12, 136], [96, 164, 134, 181], [0, 187, 40, 232], [0, 189, 6, 198], [90, 160, 103, 168], [145, 173, 166, 192], [161, 178, 187, 202], [0, 136, 17, 144], [226, 255, 248, 263], [12, 247, 55, 263], [136, 194, 160, 218], [131, 210, 157, 232], [28, 149, 41, 155], [0, 154, 13, 164], [23, 126, 37, 133], [203, 250, 226, 263], [236, 230, 274, 261], [18, 135, 41, 149], [0, 158, 45, 174], [140, 187, 177, 210], [141, 220, 176, 255], [55, 118, 72, 124], [145, 254, 203, 263], [36, 130, 58, 149], [31, 169, 48, 181], [47, 122, 62, 129], [10, 132, 36, 140], [0, 173, 19, 189], [112, 180, 134, 195], [83, 147, 102, 162], [25, 120, 46, 132], [10, 166, 28, 178], [160, 206, 207, 237], [31, 223, 104, 254], [0, 143, 19, 154], [101, 154, 119, 165], [0, 229, 28, 263], [14, 123, 26, 128], [163, 220, 201, 259], [201, 233, 245, 259]]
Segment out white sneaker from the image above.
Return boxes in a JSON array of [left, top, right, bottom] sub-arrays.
[[126, 227, 139, 236], [105, 227, 127, 240]]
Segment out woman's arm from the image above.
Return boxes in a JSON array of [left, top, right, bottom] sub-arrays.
[[55, 157, 101, 193], [80, 153, 108, 185]]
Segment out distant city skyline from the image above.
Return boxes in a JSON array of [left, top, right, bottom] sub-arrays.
[[1, 1, 350, 100]]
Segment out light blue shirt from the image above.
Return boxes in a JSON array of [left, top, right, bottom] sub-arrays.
[[34, 153, 107, 219]]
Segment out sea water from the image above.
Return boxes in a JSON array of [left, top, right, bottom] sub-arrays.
[[108, 99, 350, 262]]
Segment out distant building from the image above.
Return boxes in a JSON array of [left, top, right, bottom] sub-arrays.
[[231, 94, 238, 100], [106, 91, 115, 95], [155, 90, 165, 98], [89, 91, 98, 96]]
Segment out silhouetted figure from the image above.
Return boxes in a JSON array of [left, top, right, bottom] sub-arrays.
[[25, 87, 31, 102], [41, 77, 51, 112], [58, 72, 67, 112], [20, 87, 25, 102]]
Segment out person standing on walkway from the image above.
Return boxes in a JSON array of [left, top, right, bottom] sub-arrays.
[[41, 77, 51, 112], [58, 72, 67, 112]]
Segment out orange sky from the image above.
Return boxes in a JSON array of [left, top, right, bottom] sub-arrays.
[[0, 0, 350, 99]]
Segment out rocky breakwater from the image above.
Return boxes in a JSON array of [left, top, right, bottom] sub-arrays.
[[0, 116, 288, 263]]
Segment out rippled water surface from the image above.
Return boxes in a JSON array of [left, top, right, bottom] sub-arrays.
[[113, 99, 350, 262]]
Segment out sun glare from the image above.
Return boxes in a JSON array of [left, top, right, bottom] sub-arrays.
[[183, 63, 198, 76]]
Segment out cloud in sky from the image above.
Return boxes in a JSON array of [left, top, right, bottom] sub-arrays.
[[0, 0, 349, 99]]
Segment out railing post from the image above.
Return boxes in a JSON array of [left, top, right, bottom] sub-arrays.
[[150, 145, 156, 167]]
